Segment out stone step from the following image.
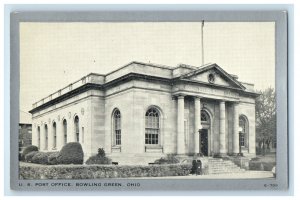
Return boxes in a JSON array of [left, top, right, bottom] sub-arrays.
[[207, 158, 245, 174]]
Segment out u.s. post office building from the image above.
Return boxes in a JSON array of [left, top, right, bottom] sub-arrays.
[[29, 61, 259, 165]]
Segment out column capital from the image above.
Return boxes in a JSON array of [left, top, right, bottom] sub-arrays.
[[193, 96, 202, 100], [177, 95, 185, 100], [219, 100, 226, 104]]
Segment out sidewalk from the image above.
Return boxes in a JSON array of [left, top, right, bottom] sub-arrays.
[[131, 171, 274, 179]]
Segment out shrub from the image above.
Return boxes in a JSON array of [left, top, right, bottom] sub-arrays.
[[249, 161, 275, 171], [56, 142, 84, 165], [48, 152, 60, 165], [86, 148, 111, 165], [98, 148, 105, 157], [31, 152, 49, 165], [86, 155, 112, 165], [21, 145, 38, 161], [154, 154, 179, 164], [19, 162, 192, 179], [25, 151, 39, 163]]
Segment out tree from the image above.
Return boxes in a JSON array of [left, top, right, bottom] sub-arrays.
[[255, 87, 276, 155]]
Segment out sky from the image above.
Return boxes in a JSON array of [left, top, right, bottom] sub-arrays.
[[20, 22, 275, 115]]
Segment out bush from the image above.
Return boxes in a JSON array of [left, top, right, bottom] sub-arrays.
[[48, 152, 60, 165], [31, 152, 49, 165], [154, 154, 179, 164], [56, 142, 84, 165], [98, 148, 105, 157], [21, 145, 38, 161], [249, 161, 275, 171], [86, 155, 112, 165], [19, 162, 192, 179], [86, 148, 111, 165], [25, 151, 39, 163]]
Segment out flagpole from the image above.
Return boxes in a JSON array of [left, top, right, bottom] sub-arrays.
[[201, 20, 204, 66]]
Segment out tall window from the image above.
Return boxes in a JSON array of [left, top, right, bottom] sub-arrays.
[[239, 116, 247, 147], [37, 126, 40, 149], [44, 124, 48, 150], [113, 109, 121, 145], [145, 108, 160, 145], [74, 116, 79, 142], [53, 122, 57, 149], [63, 119, 67, 145]]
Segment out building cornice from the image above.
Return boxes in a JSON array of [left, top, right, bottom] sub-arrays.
[[29, 83, 103, 114], [30, 72, 259, 114]]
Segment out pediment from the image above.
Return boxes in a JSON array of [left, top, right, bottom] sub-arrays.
[[179, 64, 245, 90]]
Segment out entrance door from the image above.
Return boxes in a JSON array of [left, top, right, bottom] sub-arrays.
[[200, 129, 208, 156]]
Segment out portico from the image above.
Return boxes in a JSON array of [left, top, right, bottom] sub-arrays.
[[175, 93, 241, 157]]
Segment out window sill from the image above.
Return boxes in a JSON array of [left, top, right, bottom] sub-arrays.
[[112, 146, 121, 153], [145, 145, 163, 153]]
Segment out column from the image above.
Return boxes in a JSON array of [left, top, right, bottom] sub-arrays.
[[177, 95, 185, 154], [219, 101, 226, 155], [49, 124, 54, 150], [194, 97, 201, 154], [233, 102, 240, 154], [40, 124, 45, 151], [57, 120, 64, 150], [68, 118, 75, 142], [32, 125, 37, 147]]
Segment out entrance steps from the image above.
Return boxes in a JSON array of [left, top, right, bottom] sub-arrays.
[[208, 158, 246, 174]]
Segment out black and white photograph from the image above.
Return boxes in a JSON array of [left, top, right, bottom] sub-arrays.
[[9, 10, 288, 191]]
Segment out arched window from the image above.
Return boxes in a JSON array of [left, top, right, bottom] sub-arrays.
[[239, 116, 248, 147], [44, 124, 48, 150], [53, 122, 57, 149], [145, 108, 160, 145], [201, 110, 210, 123], [113, 109, 121, 145], [63, 119, 67, 145], [37, 126, 40, 149], [74, 116, 79, 142]]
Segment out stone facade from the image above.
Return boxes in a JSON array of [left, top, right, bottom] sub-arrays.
[[29, 61, 259, 165]]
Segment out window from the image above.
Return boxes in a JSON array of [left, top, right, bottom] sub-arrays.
[[201, 110, 210, 123], [44, 124, 48, 150], [113, 109, 121, 145], [239, 117, 247, 147], [208, 73, 215, 83], [145, 108, 160, 145], [53, 122, 57, 149], [74, 116, 79, 142], [63, 119, 67, 144], [37, 126, 40, 149]]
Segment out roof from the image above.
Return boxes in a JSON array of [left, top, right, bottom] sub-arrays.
[[29, 61, 258, 113]]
